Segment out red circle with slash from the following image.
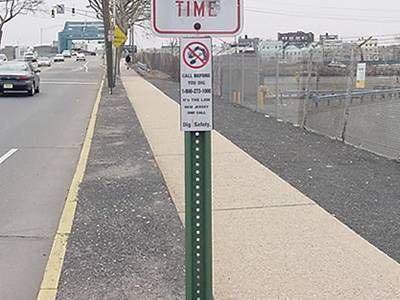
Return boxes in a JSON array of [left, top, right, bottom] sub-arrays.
[[183, 42, 210, 69]]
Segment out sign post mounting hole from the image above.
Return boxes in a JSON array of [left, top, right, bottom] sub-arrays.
[[194, 22, 202, 30]]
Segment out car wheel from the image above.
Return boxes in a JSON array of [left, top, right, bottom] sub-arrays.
[[28, 83, 35, 96]]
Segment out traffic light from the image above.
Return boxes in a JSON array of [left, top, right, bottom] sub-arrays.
[[51, 9, 55, 18], [72, 7, 75, 15]]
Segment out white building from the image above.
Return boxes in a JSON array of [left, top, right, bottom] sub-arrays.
[[308, 45, 324, 63], [359, 37, 379, 61], [284, 45, 304, 63], [319, 33, 345, 63], [258, 40, 283, 60]]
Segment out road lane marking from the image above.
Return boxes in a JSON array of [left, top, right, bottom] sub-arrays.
[[83, 61, 89, 72], [36, 78, 104, 300], [0, 148, 18, 165]]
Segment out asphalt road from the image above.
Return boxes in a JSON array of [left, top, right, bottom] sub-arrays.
[[0, 56, 103, 300]]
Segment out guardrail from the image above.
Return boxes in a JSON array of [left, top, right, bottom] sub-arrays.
[[266, 90, 347, 99], [313, 88, 400, 102], [264, 88, 400, 103]]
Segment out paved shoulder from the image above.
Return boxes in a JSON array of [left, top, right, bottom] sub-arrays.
[[57, 80, 184, 300]]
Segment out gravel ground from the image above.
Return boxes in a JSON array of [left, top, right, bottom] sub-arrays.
[[147, 76, 400, 264], [57, 80, 185, 300]]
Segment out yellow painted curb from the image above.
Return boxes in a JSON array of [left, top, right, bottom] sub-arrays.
[[36, 78, 104, 300]]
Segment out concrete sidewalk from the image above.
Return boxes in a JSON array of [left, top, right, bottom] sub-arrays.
[[122, 70, 400, 299]]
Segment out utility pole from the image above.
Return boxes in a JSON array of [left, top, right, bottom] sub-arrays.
[[102, 0, 114, 92], [112, 0, 117, 85], [358, 36, 373, 63], [131, 23, 135, 64]]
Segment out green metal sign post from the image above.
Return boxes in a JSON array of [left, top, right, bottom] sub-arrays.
[[150, 2, 243, 299], [180, 37, 213, 299], [185, 131, 213, 300]]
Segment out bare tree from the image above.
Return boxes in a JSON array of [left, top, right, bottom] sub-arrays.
[[0, 0, 43, 46], [88, 0, 150, 34], [88, 0, 150, 75]]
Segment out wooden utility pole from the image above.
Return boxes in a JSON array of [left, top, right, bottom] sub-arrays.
[[102, 0, 114, 92]]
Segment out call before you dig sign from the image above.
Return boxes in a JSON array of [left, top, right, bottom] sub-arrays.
[[180, 37, 213, 131]]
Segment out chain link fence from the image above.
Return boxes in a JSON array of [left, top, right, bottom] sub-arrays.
[[136, 51, 179, 80], [137, 46, 400, 160], [214, 48, 400, 160]]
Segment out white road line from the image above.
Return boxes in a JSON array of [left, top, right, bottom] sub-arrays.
[[83, 61, 89, 72], [0, 148, 18, 165]]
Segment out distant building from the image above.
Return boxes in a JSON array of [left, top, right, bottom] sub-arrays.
[[342, 42, 356, 62], [229, 35, 259, 53], [309, 45, 324, 63], [0, 46, 17, 60], [319, 33, 339, 43], [72, 41, 88, 51], [34, 45, 58, 57], [378, 44, 400, 62], [284, 45, 304, 63], [15, 46, 31, 59], [278, 31, 314, 48], [258, 40, 283, 60], [319, 33, 345, 63], [358, 37, 379, 61]]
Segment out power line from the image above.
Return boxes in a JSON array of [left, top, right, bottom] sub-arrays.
[[249, 0, 400, 14], [246, 8, 400, 24], [341, 33, 400, 39]]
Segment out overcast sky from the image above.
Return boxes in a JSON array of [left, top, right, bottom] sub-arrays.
[[2, 0, 400, 48]]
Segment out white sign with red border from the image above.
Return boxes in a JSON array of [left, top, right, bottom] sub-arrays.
[[152, 0, 243, 37], [180, 37, 213, 131]]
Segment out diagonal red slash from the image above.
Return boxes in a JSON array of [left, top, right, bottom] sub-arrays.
[[187, 46, 207, 66]]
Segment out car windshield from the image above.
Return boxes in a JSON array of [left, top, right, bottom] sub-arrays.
[[0, 63, 28, 71], [39, 57, 49, 60]]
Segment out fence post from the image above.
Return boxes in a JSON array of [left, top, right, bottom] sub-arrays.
[[342, 48, 355, 141], [256, 52, 260, 111], [241, 51, 245, 105], [301, 50, 313, 128], [275, 54, 280, 118]]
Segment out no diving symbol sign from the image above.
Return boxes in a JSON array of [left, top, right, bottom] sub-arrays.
[[183, 42, 210, 69]]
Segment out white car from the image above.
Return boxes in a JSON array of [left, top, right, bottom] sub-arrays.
[[38, 56, 51, 67], [76, 53, 86, 61], [62, 50, 72, 58], [0, 54, 8, 63], [54, 54, 65, 62]]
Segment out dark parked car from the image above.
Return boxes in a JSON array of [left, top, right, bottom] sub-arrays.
[[0, 61, 40, 96]]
